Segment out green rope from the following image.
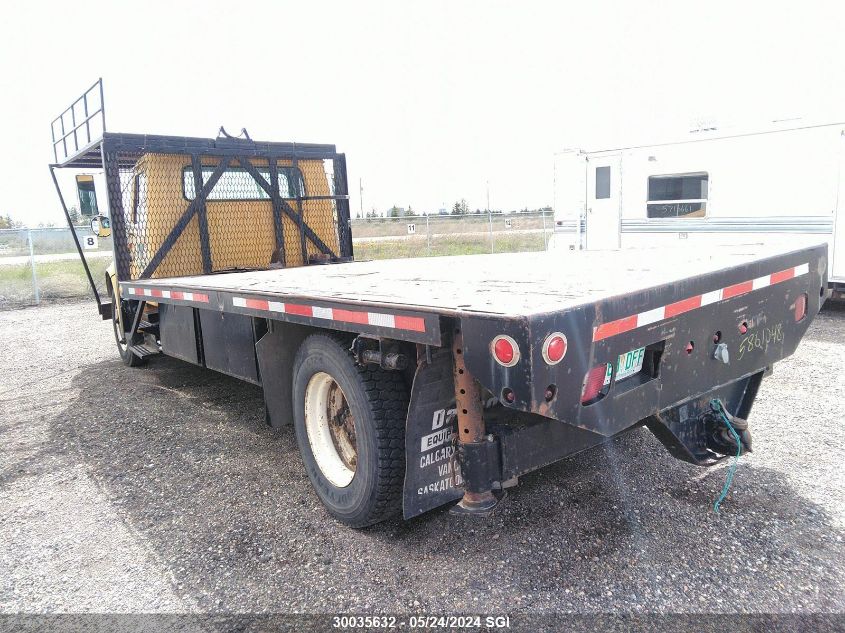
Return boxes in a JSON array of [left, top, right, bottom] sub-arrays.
[[711, 398, 742, 513]]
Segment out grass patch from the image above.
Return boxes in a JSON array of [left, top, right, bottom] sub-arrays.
[[0, 258, 110, 309], [351, 215, 549, 239], [354, 232, 549, 260]]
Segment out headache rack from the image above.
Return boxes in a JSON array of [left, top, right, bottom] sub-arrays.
[[49, 79, 353, 318]]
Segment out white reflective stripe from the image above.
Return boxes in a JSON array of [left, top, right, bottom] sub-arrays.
[[183, 292, 194, 301], [127, 287, 136, 294], [161, 290, 171, 299], [268, 301, 285, 312], [752, 275, 771, 290], [143, 289, 152, 297], [312, 306, 334, 319], [795, 263, 810, 276], [368, 312, 396, 328], [637, 306, 665, 327], [700, 289, 722, 306], [232, 297, 247, 307]]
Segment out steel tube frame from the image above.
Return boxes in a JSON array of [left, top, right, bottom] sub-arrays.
[[51, 78, 104, 163], [48, 165, 103, 311]]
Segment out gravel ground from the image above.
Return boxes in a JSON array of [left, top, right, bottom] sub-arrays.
[[0, 301, 843, 620]]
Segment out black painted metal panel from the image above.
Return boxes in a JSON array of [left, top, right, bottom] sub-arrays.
[[255, 322, 310, 428], [198, 309, 259, 384], [159, 303, 200, 365]]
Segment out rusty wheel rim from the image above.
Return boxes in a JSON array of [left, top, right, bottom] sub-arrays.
[[304, 372, 357, 487]]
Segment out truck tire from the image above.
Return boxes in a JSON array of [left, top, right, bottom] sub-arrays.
[[109, 285, 146, 368], [292, 334, 408, 527]]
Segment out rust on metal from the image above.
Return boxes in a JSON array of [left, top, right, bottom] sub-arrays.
[[452, 327, 497, 512]]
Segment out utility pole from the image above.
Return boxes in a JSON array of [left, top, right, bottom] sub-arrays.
[[359, 178, 363, 218]]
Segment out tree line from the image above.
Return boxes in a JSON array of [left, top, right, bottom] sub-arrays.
[[359, 202, 553, 218]]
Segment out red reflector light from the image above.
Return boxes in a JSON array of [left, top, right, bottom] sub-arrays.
[[491, 335, 520, 367], [581, 363, 611, 405], [793, 293, 808, 322], [542, 332, 568, 365]]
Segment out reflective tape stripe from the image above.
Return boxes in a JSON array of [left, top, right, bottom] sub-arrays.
[[636, 307, 665, 327], [593, 263, 810, 342], [367, 312, 395, 328], [125, 287, 207, 303], [229, 296, 425, 333], [285, 304, 313, 317], [664, 295, 702, 319], [700, 289, 723, 306], [312, 306, 334, 320]]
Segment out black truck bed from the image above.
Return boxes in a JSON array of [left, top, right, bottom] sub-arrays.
[[122, 240, 827, 520]]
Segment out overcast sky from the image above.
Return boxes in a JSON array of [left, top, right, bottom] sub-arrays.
[[1, 1, 844, 224]]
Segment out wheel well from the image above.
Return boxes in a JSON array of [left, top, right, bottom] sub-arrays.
[[255, 321, 415, 429], [255, 320, 315, 429]]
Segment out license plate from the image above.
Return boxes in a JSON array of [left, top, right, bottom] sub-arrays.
[[616, 346, 646, 381]]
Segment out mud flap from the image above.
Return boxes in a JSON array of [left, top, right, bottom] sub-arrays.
[[402, 349, 464, 519]]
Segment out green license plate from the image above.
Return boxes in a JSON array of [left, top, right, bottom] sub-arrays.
[[616, 346, 646, 381]]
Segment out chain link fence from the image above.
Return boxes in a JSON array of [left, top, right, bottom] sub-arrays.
[[352, 210, 552, 259], [0, 211, 553, 310], [0, 227, 113, 309]]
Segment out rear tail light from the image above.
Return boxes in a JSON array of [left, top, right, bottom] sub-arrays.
[[491, 335, 520, 367], [793, 293, 808, 322], [542, 332, 568, 365], [581, 363, 612, 405]]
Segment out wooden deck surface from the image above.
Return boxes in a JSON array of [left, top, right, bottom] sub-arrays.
[[131, 242, 819, 317]]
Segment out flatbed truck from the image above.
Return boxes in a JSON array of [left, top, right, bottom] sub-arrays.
[[51, 81, 827, 526]]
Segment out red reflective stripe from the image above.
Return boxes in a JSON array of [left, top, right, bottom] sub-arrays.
[[592, 262, 810, 342], [171, 291, 184, 300], [664, 294, 702, 318], [394, 315, 427, 332], [722, 280, 754, 299], [150, 289, 163, 297], [770, 268, 795, 285], [333, 308, 370, 325], [593, 315, 638, 342], [286, 304, 312, 317], [245, 298, 268, 310]]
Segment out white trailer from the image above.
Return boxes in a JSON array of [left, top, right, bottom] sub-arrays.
[[551, 120, 845, 290]]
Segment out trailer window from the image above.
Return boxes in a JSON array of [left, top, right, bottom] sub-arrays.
[[595, 166, 611, 199], [182, 166, 306, 201], [647, 173, 708, 218]]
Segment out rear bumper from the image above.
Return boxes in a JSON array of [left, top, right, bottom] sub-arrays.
[[461, 244, 826, 437], [490, 370, 763, 484]]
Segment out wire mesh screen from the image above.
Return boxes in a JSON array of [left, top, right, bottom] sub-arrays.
[[105, 145, 350, 281]]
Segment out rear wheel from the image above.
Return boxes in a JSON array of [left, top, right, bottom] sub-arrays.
[[293, 334, 408, 527]]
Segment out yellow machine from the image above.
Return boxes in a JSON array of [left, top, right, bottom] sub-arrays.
[[125, 153, 342, 279]]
